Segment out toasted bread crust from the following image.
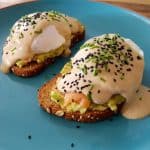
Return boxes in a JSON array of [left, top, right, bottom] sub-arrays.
[[11, 58, 53, 77], [11, 30, 85, 77], [38, 74, 123, 123]]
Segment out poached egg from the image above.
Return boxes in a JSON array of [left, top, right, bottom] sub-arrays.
[[57, 34, 150, 119], [0, 11, 83, 73]]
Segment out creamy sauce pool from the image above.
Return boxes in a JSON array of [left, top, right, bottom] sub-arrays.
[[57, 34, 150, 119], [122, 86, 150, 119], [0, 11, 83, 73]]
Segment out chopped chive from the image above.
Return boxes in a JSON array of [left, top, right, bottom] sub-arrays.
[[87, 91, 92, 101], [139, 97, 142, 101], [34, 29, 42, 34], [93, 68, 99, 76], [89, 84, 94, 91], [69, 24, 72, 27], [81, 65, 87, 75], [120, 75, 124, 80], [100, 77, 106, 82], [19, 32, 24, 39], [10, 47, 16, 52]]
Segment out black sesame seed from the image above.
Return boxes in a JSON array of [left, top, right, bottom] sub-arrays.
[[130, 57, 134, 61], [88, 80, 92, 83], [90, 69, 94, 73], [24, 28, 28, 31], [124, 60, 129, 65], [114, 72, 117, 75], [76, 125, 80, 128], [71, 143, 75, 148], [113, 79, 117, 82], [97, 90, 101, 93], [109, 61, 114, 64], [109, 118, 113, 122], [137, 55, 142, 60], [136, 89, 139, 93], [126, 68, 131, 71], [127, 49, 132, 52], [77, 87, 80, 90], [28, 135, 32, 140], [81, 84, 90, 90], [147, 90, 150, 92], [108, 69, 111, 72], [130, 64, 134, 67], [83, 79, 86, 82], [118, 45, 124, 50]]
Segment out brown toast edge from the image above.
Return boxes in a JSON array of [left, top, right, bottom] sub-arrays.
[[11, 30, 85, 77], [38, 74, 123, 123]]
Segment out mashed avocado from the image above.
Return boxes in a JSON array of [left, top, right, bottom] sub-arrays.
[[60, 61, 72, 75], [51, 91, 64, 107], [16, 45, 65, 68], [50, 90, 125, 113], [50, 90, 86, 114], [107, 95, 125, 111]]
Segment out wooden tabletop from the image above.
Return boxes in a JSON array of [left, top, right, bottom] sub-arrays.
[[99, 1, 150, 18], [0, 0, 150, 18]]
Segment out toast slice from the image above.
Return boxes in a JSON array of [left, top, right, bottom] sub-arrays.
[[38, 74, 123, 123], [11, 31, 85, 77]]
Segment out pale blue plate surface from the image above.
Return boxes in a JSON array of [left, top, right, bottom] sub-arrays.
[[0, 0, 150, 150]]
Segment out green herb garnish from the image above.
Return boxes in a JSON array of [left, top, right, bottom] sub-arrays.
[[34, 29, 42, 34], [10, 47, 16, 52], [87, 91, 92, 101], [81, 65, 87, 75], [19, 32, 24, 39], [100, 77, 106, 82]]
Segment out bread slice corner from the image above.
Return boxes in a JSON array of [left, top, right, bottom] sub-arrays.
[[38, 74, 123, 123]]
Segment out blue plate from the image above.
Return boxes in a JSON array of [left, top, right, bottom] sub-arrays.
[[0, 0, 150, 150]]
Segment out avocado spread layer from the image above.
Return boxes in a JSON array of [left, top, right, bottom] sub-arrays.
[[15, 45, 67, 68], [50, 90, 125, 114], [51, 61, 125, 114]]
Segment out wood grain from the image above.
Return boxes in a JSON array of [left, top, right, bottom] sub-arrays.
[[97, 0, 150, 5], [98, 1, 150, 18], [0, 0, 150, 18]]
